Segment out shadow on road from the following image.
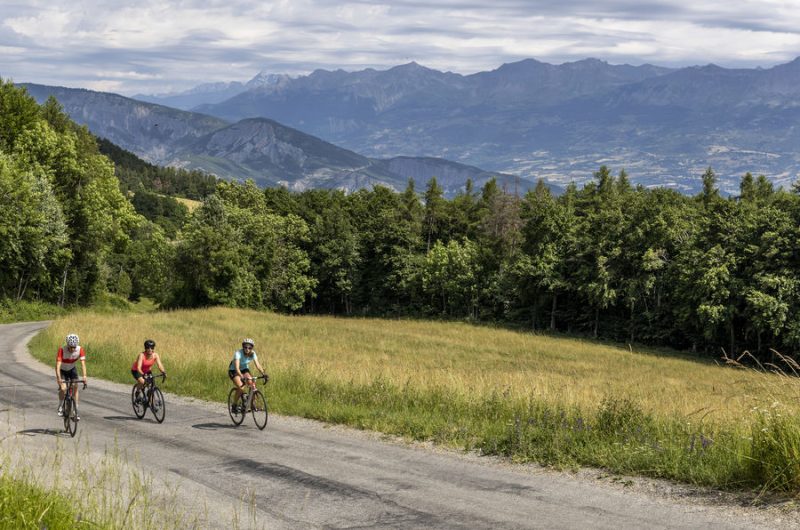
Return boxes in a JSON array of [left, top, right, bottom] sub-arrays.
[[192, 422, 239, 430], [103, 415, 145, 422], [17, 428, 68, 437]]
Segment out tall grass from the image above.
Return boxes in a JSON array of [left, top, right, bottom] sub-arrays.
[[28, 307, 800, 493], [0, 435, 202, 529]]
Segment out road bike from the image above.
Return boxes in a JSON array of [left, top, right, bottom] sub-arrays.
[[60, 380, 86, 437], [227, 374, 268, 430], [132, 372, 166, 423]]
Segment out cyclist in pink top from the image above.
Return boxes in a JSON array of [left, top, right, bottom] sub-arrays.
[[131, 339, 166, 394]]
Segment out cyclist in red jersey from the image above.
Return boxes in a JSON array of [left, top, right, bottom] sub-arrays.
[[131, 339, 167, 396], [56, 333, 87, 417]]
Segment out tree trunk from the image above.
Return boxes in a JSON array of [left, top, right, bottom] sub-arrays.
[[550, 293, 557, 331], [593, 307, 599, 338], [629, 301, 635, 343], [15, 272, 29, 301], [59, 266, 69, 307], [729, 319, 735, 357]]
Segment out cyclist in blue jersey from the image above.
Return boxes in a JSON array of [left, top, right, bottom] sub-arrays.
[[229, 338, 267, 406]]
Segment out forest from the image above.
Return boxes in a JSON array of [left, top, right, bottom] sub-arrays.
[[3, 78, 800, 360]]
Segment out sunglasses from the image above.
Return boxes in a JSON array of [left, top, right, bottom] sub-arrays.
[[243, 345, 253, 350]]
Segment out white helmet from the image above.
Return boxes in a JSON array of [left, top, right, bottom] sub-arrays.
[[66, 333, 79, 347], [242, 338, 255, 348]]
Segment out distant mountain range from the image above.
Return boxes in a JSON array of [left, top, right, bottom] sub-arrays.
[[22, 83, 536, 195], [23, 56, 800, 195], [132, 57, 800, 193]]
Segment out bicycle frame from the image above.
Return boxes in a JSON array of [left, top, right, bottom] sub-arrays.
[[132, 372, 166, 423], [61, 380, 84, 406], [228, 374, 268, 429], [61, 380, 85, 437], [143, 372, 165, 396]]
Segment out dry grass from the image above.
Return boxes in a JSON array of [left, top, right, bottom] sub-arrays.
[[34, 307, 800, 426], [174, 197, 202, 212]]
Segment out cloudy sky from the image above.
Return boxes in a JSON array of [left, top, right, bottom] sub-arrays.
[[2, 0, 799, 95]]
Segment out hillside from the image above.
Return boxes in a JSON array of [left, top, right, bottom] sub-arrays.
[[24, 83, 544, 194]]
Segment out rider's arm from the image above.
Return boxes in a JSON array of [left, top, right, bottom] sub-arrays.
[[55, 348, 62, 383], [80, 357, 87, 381], [136, 353, 144, 373], [255, 358, 265, 375], [234, 357, 241, 377], [155, 353, 166, 374]]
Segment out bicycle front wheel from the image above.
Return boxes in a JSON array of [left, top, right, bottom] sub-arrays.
[[150, 387, 166, 423], [66, 400, 78, 437], [132, 386, 146, 419], [62, 399, 71, 433], [251, 391, 268, 430], [227, 388, 245, 426]]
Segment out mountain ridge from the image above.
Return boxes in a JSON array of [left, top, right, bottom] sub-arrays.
[[185, 56, 800, 193], [22, 82, 543, 195]]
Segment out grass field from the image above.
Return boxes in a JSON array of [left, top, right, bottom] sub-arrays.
[[28, 307, 800, 493]]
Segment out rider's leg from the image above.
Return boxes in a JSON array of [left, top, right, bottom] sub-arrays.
[[233, 374, 245, 400]]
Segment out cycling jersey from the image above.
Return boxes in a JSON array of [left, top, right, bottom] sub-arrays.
[[229, 349, 258, 372], [56, 345, 85, 367], [131, 352, 156, 373]]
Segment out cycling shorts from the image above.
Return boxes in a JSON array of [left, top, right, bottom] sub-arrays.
[[60, 367, 79, 381], [228, 368, 251, 380], [132, 370, 145, 380]]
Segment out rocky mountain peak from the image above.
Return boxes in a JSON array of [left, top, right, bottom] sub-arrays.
[[245, 72, 292, 90]]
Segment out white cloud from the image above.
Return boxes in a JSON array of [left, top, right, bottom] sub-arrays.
[[1, 0, 799, 94]]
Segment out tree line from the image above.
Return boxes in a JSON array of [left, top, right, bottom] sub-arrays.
[[3, 78, 800, 360]]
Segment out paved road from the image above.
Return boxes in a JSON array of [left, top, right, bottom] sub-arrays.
[[0, 322, 790, 529]]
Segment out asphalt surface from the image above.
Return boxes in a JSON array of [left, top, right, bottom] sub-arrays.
[[0, 321, 792, 529]]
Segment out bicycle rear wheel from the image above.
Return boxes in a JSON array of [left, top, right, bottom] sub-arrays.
[[66, 399, 78, 437], [251, 391, 268, 430], [227, 388, 245, 425], [150, 387, 166, 423], [132, 386, 146, 419]]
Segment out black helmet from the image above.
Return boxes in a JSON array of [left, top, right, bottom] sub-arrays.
[[144, 339, 156, 349]]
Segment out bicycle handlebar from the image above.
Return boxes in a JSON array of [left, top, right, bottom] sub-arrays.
[[145, 372, 166, 380]]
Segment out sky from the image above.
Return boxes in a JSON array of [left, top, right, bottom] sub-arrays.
[[2, 0, 800, 96]]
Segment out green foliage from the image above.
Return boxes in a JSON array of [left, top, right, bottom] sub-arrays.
[[97, 137, 217, 199], [0, 298, 67, 323], [0, 475, 80, 530], [171, 183, 316, 310], [421, 239, 481, 316], [130, 190, 188, 237]]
